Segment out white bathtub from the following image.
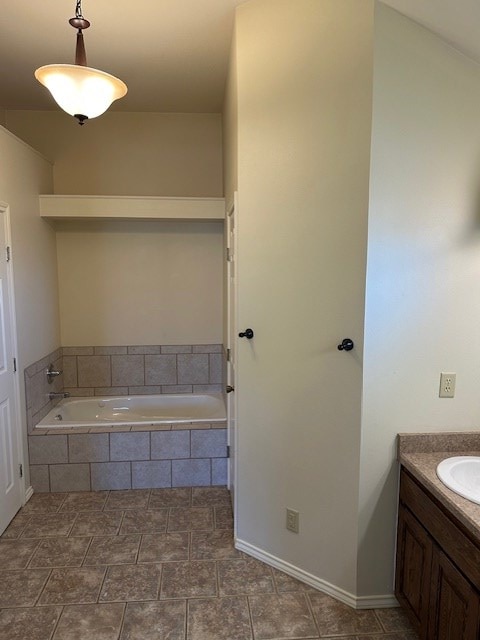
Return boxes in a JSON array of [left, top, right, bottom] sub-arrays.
[[37, 393, 226, 429]]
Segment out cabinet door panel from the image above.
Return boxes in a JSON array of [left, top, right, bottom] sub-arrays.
[[396, 505, 433, 638], [428, 548, 480, 640]]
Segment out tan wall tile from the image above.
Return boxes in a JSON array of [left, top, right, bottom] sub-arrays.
[[77, 356, 111, 387], [49, 464, 91, 492], [145, 355, 177, 385], [111, 355, 144, 387], [177, 354, 209, 385]]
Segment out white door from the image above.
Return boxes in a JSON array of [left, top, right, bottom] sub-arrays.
[[226, 194, 238, 513], [0, 205, 22, 534]]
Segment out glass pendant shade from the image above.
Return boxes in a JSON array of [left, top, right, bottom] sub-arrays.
[[34, 0, 127, 124], [35, 64, 127, 120]]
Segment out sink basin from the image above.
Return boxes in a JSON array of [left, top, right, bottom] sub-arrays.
[[437, 456, 480, 505]]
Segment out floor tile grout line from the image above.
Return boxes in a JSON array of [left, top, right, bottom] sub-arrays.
[[96, 565, 109, 604], [156, 562, 163, 600], [65, 512, 78, 537], [56, 494, 68, 513], [100, 595, 161, 605], [246, 594, 256, 640], [33, 567, 53, 606], [116, 601, 128, 640], [373, 608, 388, 633], [103, 490, 111, 511], [138, 532, 149, 564], [132, 531, 142, 565], [208, 587, 278, 599], [4, 515, 30, 540], [214, 559, 220, 598], [166, 506, 173, 533], [304, 591, 321, 638], [273, 571, 281, 596], [22, 538, 42, 570], [80, 535, 95, 567], [49, 604, 64, 640], [117, 510, 127, 537]]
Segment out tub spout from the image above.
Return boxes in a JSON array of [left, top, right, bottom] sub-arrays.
[[49, 392, 70, 400]]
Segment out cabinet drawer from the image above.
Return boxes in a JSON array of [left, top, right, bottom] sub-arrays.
[[400, 469, 480, 590]]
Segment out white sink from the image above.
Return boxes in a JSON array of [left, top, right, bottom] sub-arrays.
[[437, 456, 480, 505]]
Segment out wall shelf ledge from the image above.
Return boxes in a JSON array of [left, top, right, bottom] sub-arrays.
[[39, 195, 225, 221]]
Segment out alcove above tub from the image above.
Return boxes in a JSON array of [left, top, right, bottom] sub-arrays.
[[39, 194, 225, 353], [39, 195, 225, 222]]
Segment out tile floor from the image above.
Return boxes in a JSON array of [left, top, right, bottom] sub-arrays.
[[0, 487, 418, 640]]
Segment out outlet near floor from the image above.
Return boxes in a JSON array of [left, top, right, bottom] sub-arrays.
[[286, 508, 299, 533]]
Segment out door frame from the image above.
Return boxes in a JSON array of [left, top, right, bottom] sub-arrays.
[[226, 193, 238, 533], [0, 202, 26, 505]]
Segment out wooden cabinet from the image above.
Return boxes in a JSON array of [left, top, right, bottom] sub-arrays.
[[428, 549, 480, 640], [396, 504, 433, 638], [396, 468, 480, 640]]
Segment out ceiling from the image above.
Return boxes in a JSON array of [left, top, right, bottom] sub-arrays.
[[381, 0, 480, 65], [0, 0, 246, 113], [1, 0, 480, 114]]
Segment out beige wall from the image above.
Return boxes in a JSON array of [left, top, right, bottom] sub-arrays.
[[223, 29, 238, 207], [231, 0, 374, 598], [4, 110, 225, 351], [358, 3, 480, 597], [56, 220, 223, 346], [5, 111, 223, 197], [0, 127, 58, 489], [222, 27, 238, 346]]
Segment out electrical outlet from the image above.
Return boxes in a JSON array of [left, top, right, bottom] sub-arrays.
[[286, 508, 299, 533], [439, 373, 456, 398]]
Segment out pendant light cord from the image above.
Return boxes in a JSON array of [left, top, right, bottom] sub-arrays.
[[75, 0, 84, 20]]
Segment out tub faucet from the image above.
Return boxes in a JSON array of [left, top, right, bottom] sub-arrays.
[[46, 363, 63, 384], [49, 392, 70, 400]]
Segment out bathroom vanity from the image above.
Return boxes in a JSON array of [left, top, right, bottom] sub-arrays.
[[396, 434, 480, 640]]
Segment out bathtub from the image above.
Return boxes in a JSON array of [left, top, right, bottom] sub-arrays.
[[37, 393, 226, 429]]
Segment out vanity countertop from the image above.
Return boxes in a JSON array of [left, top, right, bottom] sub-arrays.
[[398, 432, 480, 541]]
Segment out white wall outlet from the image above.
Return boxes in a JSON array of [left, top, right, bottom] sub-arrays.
[[439, 373, 456, 398], [286, 508, 299, 533]]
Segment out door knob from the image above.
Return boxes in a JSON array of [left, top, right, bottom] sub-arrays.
[[337, 338, 354, 352], [239, 328, 254, 339], [226, 385, 235, 393]]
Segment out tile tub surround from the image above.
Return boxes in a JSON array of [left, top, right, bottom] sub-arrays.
[[62, 344, 224, 397], [29, 426, 228, 492], [397, 432, 480, 541], [24, 345, 225, 434], [0, 487, 417, 640], [25, 348, 64, 434]]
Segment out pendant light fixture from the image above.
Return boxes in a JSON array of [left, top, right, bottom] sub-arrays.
[[34, 0, 127, 125]]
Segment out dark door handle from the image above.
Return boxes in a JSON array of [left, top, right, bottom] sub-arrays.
[[239, 328, 254, 339], [226, 385, 235, 393], [337, 338, 354, 352]]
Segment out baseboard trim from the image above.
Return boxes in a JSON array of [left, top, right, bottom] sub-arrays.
[[355, 594, 400, 609], [235, 538, 399, 610], [24, 485, 34, 503]]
